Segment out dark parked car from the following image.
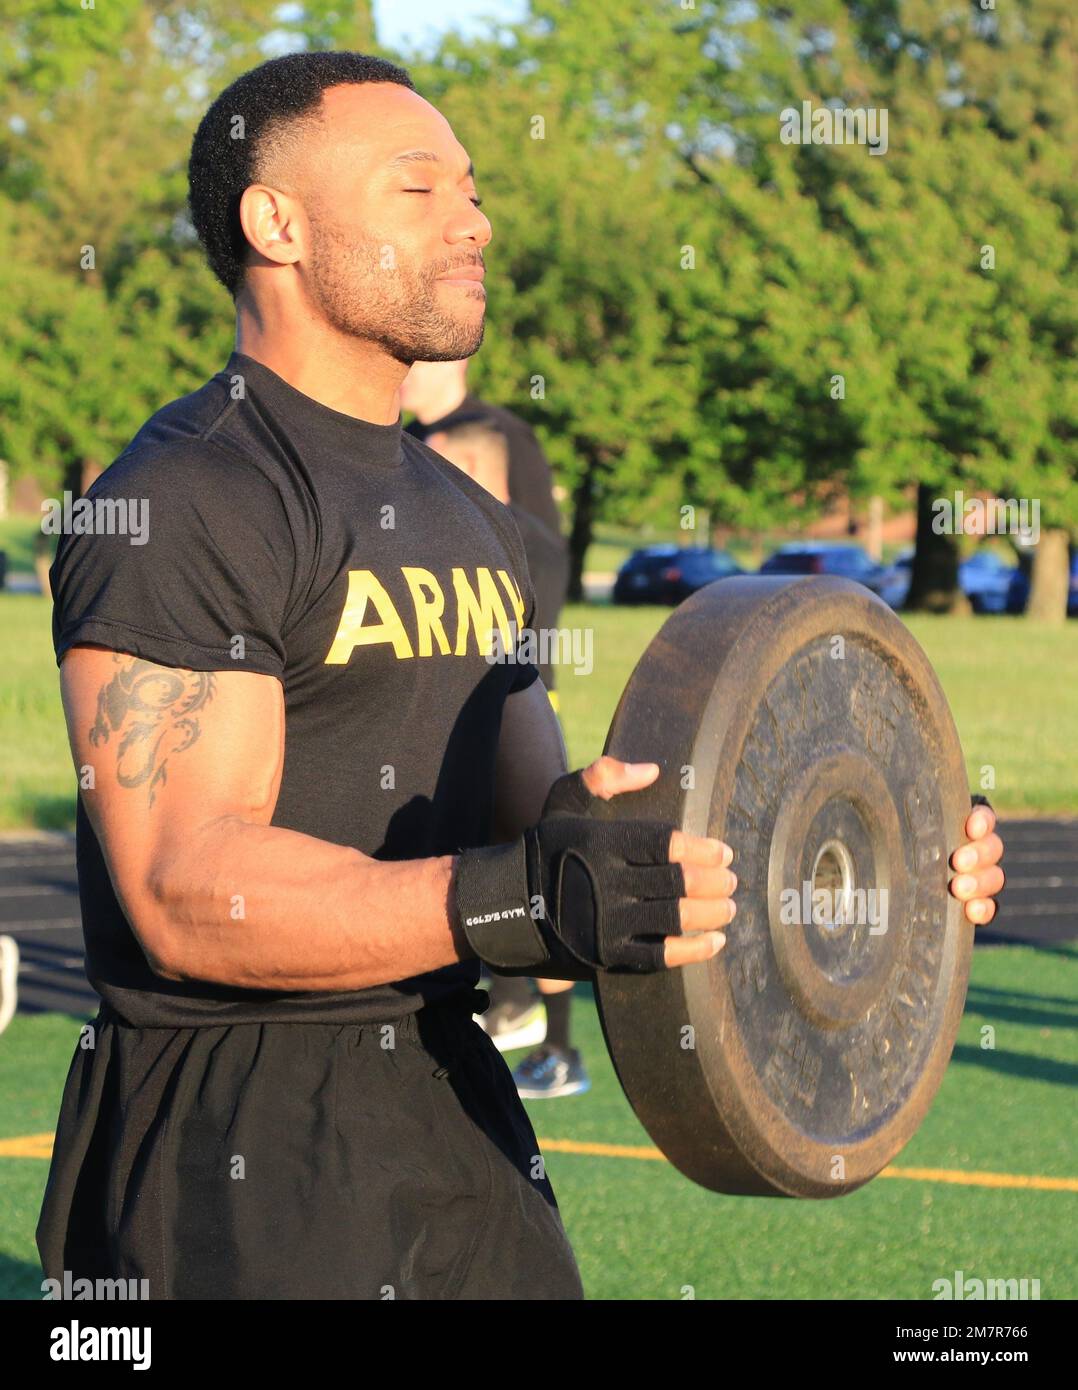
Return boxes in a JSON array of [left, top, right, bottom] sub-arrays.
[[613, 545, 741, 605], [761, 543, 1021, 614], [878, 548, 1017, 613], [759, 543, 887, 593], [1006, 552, 1078, 616], [960, 550, 1017, 614], [875, 549, 914, 610]]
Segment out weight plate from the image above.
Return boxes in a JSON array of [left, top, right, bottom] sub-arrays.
[[594, 576, 972, 1198]]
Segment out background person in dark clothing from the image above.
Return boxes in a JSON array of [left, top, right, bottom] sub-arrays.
[[401, 359, 564, 542], [428, 417, 589, 1100], [426, 418, 568, 696]]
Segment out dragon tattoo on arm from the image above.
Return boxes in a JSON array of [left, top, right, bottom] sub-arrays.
[[88, 656, 216, 808]]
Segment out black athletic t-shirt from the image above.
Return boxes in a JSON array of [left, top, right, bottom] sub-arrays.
[[50, 351, 539, 1027], [406, 393, 564, 539]]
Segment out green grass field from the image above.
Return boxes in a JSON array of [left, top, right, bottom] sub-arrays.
[[0, 943, 1075, 1300], [0, 596, 73, 830], [0, 517, 44, 575], [2, 592, 1077, 828], [0, 584, 1075, 1300]]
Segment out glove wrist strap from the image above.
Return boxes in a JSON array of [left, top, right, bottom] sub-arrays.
[[454, 840, 549, 970]]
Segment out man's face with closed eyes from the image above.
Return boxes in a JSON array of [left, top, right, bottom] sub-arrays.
[[249, 82, 492, 363]]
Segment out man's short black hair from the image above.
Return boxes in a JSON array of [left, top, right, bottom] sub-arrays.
[[188, 51, 416, 299]]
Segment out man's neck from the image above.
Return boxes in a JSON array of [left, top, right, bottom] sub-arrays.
[[234, 306, 404, 426]]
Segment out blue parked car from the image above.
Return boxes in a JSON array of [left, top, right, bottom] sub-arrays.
[[1006, 552, 1078, 616], [851, 547, 1017, 613], [759, 543, 887, 594], [875, 550, 914, 610], [613, 545, 741, 605], [959, 550, 1017, 614]]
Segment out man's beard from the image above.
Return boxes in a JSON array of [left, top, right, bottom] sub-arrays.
[[305, 221, 484, 363]]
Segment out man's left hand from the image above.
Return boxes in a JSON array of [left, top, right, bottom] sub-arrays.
[[949, 803, 1005, 925]]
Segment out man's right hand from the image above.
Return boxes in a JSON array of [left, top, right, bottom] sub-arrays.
[[453, 756, 737, 980]]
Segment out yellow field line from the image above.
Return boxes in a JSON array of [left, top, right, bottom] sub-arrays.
[[3, 1131, 1075, 1193], [878, 1166, 1078, 1193], [0, 1133, 54, 1160], [540, 1137, 666, 1161], [537, 1137, 1078, 1192]]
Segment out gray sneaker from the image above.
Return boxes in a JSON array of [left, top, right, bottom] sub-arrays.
[[0, 936, 19, 1036], [475, 999, 548, 1054], [512, 1045, 591, 1099]]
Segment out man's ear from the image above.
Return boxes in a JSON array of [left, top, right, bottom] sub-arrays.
[[237, 184, 304, 269]]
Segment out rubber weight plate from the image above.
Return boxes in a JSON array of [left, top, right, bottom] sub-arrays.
[[593, 576, 972, 1198]]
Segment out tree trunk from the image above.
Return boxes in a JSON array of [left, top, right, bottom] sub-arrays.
[[567, 460, 596, 603], [906, 483, 968, 614], [866, 494, 883, 562], [61, 459, 101, 499], [44, 457, 99, 598], [62, 460, 83, 502], [34, 533, 53, 600], [1026, 528, 1070, 623]]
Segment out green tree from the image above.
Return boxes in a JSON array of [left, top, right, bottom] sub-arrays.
[[0, 0, 379, 493]]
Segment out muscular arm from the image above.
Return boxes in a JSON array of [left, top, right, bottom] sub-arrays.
[[62, 645, 467, 992]]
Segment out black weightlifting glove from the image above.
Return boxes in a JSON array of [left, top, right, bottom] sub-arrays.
[[453, 770, 685, 980]]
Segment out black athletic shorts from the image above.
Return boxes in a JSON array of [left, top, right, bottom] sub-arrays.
[[36, 990, 584, 1300]]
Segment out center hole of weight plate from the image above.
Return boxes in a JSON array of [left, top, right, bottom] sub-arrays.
[[811, 838, 855, 932]]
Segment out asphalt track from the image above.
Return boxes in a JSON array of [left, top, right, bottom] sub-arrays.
[[1, 819, 1075, 1020]]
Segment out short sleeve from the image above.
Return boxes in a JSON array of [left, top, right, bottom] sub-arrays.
[[50, 441, 295, 678]]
